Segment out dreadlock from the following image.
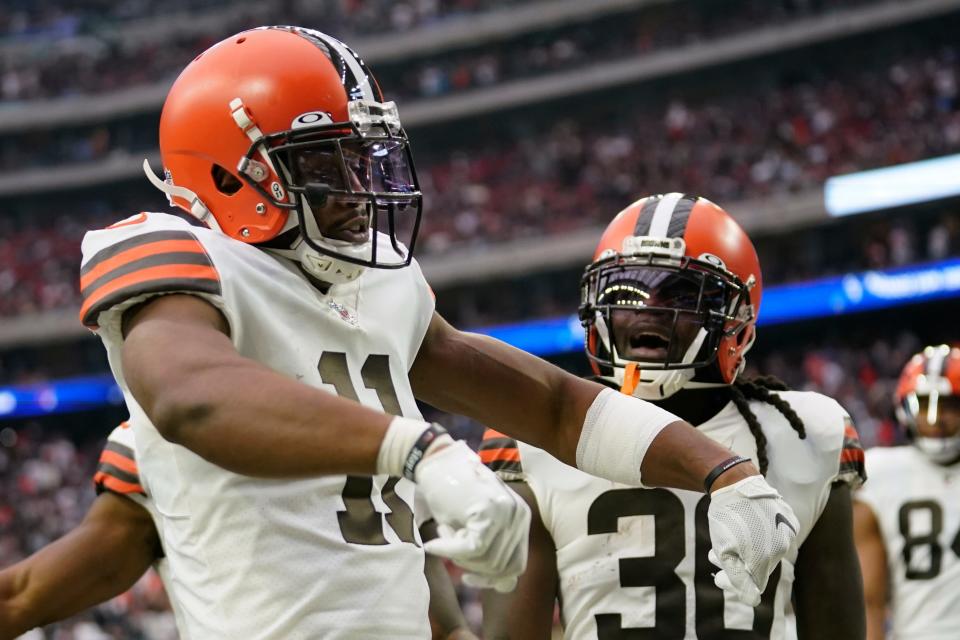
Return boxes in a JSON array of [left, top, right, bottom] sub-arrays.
[[728, 375, 807, 476]]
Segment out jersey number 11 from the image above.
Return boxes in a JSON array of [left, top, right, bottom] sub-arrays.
[[318, 351, 418, 546]]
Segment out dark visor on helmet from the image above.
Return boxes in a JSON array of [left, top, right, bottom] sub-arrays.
[[594, 268, 728, 315], [237, 114, 423, 269], [581, 257, 747, 370], [287, 139, 417, 198]]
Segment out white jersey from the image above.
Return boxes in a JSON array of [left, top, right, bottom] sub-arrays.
[[94, 423, 189, 637], [80, 212, 435, 639], [855, 446, 960, 640], [481, 390, 865, 640]]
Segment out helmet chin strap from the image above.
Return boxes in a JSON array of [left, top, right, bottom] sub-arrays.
[[263, 194, 367, 286], [609, 328, 718, 400], [915, 436, 960, 465]]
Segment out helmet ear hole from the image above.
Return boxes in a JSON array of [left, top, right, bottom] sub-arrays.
[[736, 326, 748, 346], [212, 164, 243, 195]]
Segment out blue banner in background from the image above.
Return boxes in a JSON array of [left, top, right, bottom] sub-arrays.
[[759, 258, 960, 324], [0, 374, 123, 419], [2, 258, 960, 419], [476, 314, 585, 357]]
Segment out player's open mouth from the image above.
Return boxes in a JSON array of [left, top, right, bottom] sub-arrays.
[[626, 331, 670, 360], [328, 215, 370, 244]]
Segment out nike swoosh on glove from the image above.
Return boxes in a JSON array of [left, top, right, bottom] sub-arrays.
[[416, 440, 531, 593], [706, 475, 799, 606]]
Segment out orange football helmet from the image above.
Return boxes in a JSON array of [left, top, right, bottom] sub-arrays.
[[147, 26, 421, 284], [580, 193, 762, 399], [895, 344, 960, 462]]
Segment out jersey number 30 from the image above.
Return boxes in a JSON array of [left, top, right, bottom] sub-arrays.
[[588, 488, 780, 639], [318, 351, 418, 546]]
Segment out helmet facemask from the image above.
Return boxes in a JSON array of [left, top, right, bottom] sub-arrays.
[[898, 353, 960, 465], [580, 240, 753, 399], [237, 99, 422, 284]]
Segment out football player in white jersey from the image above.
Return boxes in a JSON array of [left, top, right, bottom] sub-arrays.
[[480, 194, 868, 640], [78, 27, 799, 638], [0, 423, 478, 640], [854, 344, 960, 640], [0, 423, 181, 640]]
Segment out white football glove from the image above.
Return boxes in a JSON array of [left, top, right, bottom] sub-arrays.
[[706, 475, 799, 606], [415, 440, 531, 592]]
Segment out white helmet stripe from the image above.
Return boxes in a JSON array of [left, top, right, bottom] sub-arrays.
[[647, 192, 684, 238], [280, 26, 377, 103], [313, 32, 376, 103], [925, 345, 949, 423]]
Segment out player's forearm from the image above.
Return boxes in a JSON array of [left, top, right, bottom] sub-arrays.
[[853, 501, 887, 640], [639, 420, 755, 491], [862, 581, 887, 640], [411, 326, 587, 463], [0, 554, 99, 638], [796, 485, 866, 640], [480, 482, 556, 640], [864, 605, 886, 640], [0, 567, 31, 640], [411, 322, 747, 490], [424, 550, 470, 637], [0, 502, 156, 640], [0, 554, 83, 639], [797, 581, 867, 640], [558, 373, 748, 491], [141, 356, 392, 477]]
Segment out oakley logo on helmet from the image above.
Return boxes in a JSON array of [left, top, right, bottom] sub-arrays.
[[292, 111, 335, 129], [699, 253, 727, 270]]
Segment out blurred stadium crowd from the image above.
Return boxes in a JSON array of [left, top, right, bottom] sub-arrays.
[[1, 0, 959, 637], [1, 39, 958, 315], [0, 0, 868, 103]]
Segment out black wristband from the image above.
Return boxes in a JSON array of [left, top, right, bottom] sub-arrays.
[[703, 455, 752, 493], [402, 423, 448, 480]]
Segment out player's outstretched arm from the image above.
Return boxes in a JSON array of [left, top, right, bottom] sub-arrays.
[[412, 312, 799, 606], [853, 498, 888, 640], [124, 295, 532, 590], [794, 483, 866, 640], [412, 312, 755, 490], [420, 520, 480, 640], [122, 294, 399, 477], [480, 482, 557, 640], [0, 492, 160, 640]]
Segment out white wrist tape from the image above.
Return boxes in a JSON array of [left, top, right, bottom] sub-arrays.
[[575, 387, 679, 486], [376, 416, 451, 477]]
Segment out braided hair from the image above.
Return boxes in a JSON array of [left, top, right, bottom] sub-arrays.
[[728, 375, 807, 476]]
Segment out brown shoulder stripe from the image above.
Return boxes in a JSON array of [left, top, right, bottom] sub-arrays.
[[485, 458, 523, 475], [82, 251, 214, 297], [81, 276, 221, 328], [479, 436, 519, 452], [81, 230, 200, 278], [95, 461, 140, 487], [478, 428, 522, 473], [79, 230, 220, 329], [94, 471, 146, 496], [104, 440, 135, 460]]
